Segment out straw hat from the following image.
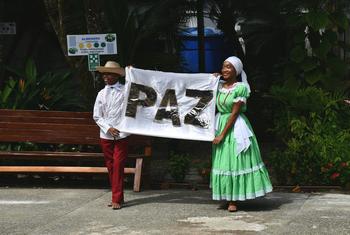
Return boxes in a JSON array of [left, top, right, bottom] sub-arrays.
[[96, 61, 125, 76]]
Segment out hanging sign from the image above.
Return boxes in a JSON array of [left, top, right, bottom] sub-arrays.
[[66, 33, 117, 56], [88, 54, 100, 71]]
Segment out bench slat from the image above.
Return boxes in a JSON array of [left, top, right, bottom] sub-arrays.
[[0, 128, 98, 136], [0, 151, 148, 158], [0, 166, 136, 174], [0, 131, 151, 147], [0, 127, 99, 139], [0, 134, 99, 145], [0, 109, 93, 118], [0, 122, 98, 131], [0, 116, 95, 124], [0, 151, 103, 158]]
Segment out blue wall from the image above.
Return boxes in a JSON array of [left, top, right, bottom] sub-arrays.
[[180, 28, 233, 73]]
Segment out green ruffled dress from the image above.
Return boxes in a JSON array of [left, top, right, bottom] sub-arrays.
[[211, 82, 273, 201]]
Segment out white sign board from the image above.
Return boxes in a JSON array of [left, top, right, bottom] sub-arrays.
[[118, 68, 220, 141], [66, 34, 117, 56]]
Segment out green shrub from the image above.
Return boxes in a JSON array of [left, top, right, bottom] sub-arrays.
[[168, 151, 190, 183], [268, 86, 350, 186]]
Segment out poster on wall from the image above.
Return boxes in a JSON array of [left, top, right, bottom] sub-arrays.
[[66, 33, 117, 56]]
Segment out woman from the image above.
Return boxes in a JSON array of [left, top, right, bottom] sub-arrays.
[[211, 56, 272, 212]]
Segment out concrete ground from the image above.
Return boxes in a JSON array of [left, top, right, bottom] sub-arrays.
[[0, 188, 349, 235]]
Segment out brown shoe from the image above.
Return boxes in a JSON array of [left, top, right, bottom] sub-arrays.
[[227, 202, 237, 212]]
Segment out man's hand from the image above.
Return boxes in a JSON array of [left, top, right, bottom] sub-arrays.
[[108, 127, 120, 138]]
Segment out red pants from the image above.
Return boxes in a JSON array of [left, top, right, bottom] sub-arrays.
[[100, 138, 128, 203]]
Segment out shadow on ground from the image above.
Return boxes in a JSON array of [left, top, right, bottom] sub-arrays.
[[123, 190, 291, 213]]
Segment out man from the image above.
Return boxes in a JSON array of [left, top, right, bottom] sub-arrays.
[[93, 61, 129, 210]]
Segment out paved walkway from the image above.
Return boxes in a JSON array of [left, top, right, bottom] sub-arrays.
[[0, 188, 349, 234]]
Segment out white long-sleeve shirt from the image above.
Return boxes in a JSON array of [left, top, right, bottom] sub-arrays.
[[93, 82, 130, 140]]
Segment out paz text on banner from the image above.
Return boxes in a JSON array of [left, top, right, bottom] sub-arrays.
[[118, 67, 220, 141]]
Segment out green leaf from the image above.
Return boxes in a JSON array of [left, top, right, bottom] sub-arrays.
[[305, 70, 323, 85], [301, 57, 318, 72], [284, 77, 300, 90], [290, 46, 306, 63], [305, 11, 330, 30], [1, 79, 17, 104], [25, 59, 37, 82]]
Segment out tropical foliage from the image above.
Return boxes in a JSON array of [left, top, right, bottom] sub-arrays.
[[0, 59, 84, 110], [268, 87, 350, 186], [209, 0, 350, 186], [265, 1, 350, 186]]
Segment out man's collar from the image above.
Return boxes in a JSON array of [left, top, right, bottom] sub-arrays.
[[106, 82, 122, 90]]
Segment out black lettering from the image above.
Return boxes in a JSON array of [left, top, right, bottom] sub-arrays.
[[184, 89, 213, 128], [125, 82, 157, 118], [154, 89, 181, 126]]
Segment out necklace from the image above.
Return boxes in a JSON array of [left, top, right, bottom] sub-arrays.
[[218, 83, 238, 107], [218, 92, 230, 107]]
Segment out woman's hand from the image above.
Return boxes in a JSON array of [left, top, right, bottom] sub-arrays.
[[108, 127, 120, 137], [213, 134, 224, 144], [212, 73, 221, 77]]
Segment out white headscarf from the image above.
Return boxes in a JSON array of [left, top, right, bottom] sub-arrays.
[[224, 56, 251, 93]]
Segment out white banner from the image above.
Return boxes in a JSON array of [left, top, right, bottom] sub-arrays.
[[118, 68, 219, 141]]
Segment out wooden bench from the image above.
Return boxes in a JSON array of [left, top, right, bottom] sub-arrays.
[[0, 109, 152, 192]]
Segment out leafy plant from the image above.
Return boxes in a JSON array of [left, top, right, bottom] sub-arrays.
[[321, 161, 350, 187], [281, 0, 350, 91], [267, 86, 350, 186], [168, 151, 190, 183], [1, 59, 85, 110]]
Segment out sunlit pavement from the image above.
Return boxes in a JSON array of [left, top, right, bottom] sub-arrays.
[[0, 188, 349, 234]]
